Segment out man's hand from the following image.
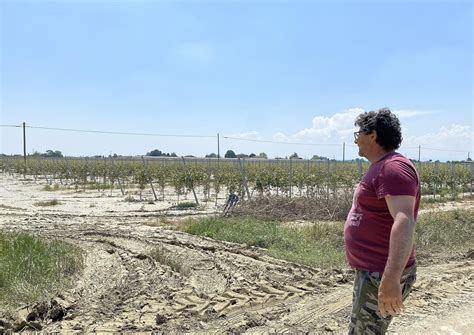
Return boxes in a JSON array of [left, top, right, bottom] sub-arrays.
[[378, 274, 404, 317]]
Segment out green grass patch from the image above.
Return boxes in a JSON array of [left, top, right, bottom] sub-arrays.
[[416, 209, 473, 252], [150, 247, 190, 275], [182, 216, 345, 268], [420, 194, 473, 209], [124, 195, 139, 202], [33, 199, 60, 207], [0, 231, 84, 307], [181, 209, 473, 269], [174, 201, 198, 209], [42, 184, 60, 191]]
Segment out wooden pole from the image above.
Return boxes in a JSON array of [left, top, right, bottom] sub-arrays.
[[216, 133, 221, 208], [23, 122, 27, 163]]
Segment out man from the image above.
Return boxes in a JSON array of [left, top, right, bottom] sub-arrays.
[[344, 108, 420, 334]]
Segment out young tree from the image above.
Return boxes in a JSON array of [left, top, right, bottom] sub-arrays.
[[289, 152, 300, 159], [224, 150, 236, 158], [146, 149, 163, 156], [312, 154, 329, 160]]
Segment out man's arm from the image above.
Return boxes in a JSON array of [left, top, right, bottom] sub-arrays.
[[378, 195, 416, 317]]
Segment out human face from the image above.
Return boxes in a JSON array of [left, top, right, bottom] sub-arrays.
[[354, 129, 372, 158], [353, 131, 365, 141]]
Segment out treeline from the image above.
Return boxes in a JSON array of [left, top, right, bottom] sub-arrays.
[[3, 149, 349, 161], [146, 149, 177, 157], [12, 148, 469, 163], [31, 150, 64, 158], [209, 151, 334, 160], [147, 149, 327, 160]]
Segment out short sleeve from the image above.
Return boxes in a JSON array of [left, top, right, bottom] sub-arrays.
[[373, 160, 418, 199]]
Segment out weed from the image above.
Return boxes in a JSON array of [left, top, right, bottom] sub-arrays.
[[0, 231, 84, 307], [42, 184, 59, 191], [233, 194, 353, 222], [33, 199, 60, 207], [416, 209, 473, 252], [124, 195, 138, 202], [182, 209, 474, 269], [174, 201, 198, 209], [150, 247, 189, 275], [182, 216, 345, 268]]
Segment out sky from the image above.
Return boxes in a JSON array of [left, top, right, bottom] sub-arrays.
[[1, 0, 472, 161]]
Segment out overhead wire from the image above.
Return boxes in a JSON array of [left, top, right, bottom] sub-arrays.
[[222, 136, 342, 147], [1, 124, 470, 155], [25, 125, 215, 138]]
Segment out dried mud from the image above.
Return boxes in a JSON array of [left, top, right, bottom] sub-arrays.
[[0, 175, 473, 334]]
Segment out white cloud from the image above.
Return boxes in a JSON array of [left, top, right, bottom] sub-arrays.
[[437, 124, 471, 139], [276, 108, 364, 144], [403, 124, 473, 150], [393, 109, 434, 118], [273, 107, 440, 145], [273, 132, 289, 142], [265, 107, 468, 160]]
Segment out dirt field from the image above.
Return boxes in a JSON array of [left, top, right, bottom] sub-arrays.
[[0, 175, 473, 333]]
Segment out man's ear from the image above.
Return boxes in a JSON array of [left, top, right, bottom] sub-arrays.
[[370, 130, 378, 142]]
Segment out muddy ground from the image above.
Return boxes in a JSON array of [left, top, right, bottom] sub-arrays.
[[0, 175, 473, 334]]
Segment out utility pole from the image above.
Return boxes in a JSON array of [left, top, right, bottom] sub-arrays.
[[418, 145, 421, 163], [215, 133, 221, 208], [23, 122, 27, 163], [217, 133, 220, 163], [342, 142, 345, 163]]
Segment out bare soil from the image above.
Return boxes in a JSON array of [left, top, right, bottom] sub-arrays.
[[0, 175, 472, 334]]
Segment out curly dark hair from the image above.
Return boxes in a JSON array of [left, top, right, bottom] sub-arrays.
[[355, 108, 402, 151]]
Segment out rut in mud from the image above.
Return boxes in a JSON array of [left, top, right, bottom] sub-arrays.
[[0, 176, 473, 333]]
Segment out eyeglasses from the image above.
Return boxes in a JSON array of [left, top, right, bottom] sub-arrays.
[[353, 131, 366, 140]]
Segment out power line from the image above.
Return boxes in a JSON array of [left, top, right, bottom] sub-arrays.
[[220, 138, 470, 153], [222, 136, 342, 147], [419, 146, 468, 153], [3, 123, 470, 155], [0, 124, 21, 128], [26, 125, 215, 138]]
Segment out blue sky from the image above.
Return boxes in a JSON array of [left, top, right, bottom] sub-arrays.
[[1, 0, 472, 161]]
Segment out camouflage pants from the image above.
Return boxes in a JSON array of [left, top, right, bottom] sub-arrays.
[[348, 264, 417, 335]]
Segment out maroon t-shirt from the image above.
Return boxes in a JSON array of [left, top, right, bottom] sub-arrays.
[[344, 152, 420, 272]]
